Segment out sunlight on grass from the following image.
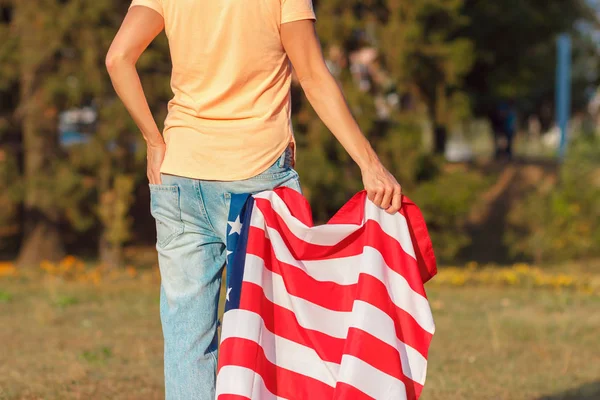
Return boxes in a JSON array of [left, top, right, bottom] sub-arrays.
[[1, 263, 599, 399]]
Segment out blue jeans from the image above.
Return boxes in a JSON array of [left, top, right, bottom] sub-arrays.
[[149, 147, 301, 400]]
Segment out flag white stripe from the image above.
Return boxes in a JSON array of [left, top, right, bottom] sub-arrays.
[[242, 255, 430, 383], [243, 255, 351, 338], [363, 199, 416, 259], [352, 301, 428, 385], [252, 191, 416, 259], [216, 351, 413, 400], [243, 242, 435, 335], [221, 309, 339, 387], [216, 365, 284, 400], [337, 355, 408, 400]]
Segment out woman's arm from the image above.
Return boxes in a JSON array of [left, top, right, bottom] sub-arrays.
[[106, 6, 165, 184], [281, 20, 402, 214]]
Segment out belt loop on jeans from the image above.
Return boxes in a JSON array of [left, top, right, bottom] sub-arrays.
[[276, 149, 286, 168]]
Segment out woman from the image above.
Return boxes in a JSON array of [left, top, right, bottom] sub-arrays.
[[106, 1, 402, 398]]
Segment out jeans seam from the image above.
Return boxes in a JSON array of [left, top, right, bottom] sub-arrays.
[[151, 187, 185, 249], [195, 180, 218, 234], [293, 171, 302, 191], [157, 225, 183, 248], [149, 184, 178, 192], [247, 169, 292, 181], [209, 349, 218, 365]]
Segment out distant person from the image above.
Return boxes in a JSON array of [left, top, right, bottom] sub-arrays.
[[491, 103, 505, 158], [493, 100, 517, 160], [503, 100, 517, 159], [106, 1, 403, 398]]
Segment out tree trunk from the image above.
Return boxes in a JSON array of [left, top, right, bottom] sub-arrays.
[[433, 125, 447, 155], [433, 83, 449, 155], [16, 70, 66, 266], [99, 237, 124, 269], [98, 157, 123, 269], [15, 4, 65, 267], [16, 221, 64, 267]]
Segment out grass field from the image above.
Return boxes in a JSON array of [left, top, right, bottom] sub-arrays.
[[1, 277, 599, 400]]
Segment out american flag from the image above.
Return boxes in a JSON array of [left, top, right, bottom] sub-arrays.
[[218, 187, 437, 400]]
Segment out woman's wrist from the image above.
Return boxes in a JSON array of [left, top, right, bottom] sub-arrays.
[[145, 132, 165, 148], [355, 145, 380, 172]]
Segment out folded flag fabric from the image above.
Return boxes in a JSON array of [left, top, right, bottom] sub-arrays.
[[218, 188, 437, 400]]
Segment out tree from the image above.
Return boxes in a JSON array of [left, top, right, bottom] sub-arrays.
[[90, 2, 172, 266], [378, 0, 474, 153], [293, 0, 475, 219], [459, 0, 596, 122], [0, 2, 20, 253], [10, 0, 79, 266], [2, 0, 172, 267], [36, 0, 172, 267]]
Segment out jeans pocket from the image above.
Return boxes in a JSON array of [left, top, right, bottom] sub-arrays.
[[149, 184, 184, 248]]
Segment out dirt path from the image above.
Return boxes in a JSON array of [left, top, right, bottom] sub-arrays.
[[461, 158, 559, 263]]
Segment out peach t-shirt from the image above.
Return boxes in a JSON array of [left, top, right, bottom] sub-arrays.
[[130, 0, 316, 181]]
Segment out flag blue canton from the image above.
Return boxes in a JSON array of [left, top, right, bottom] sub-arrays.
[[225, 193, 255, 312]]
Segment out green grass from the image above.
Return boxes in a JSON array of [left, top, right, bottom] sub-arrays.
[[0, 290, 12, 303], [0, 278, 598, 400], [52, 295, 80, 309]]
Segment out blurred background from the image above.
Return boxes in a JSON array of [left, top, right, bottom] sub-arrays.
[[1, 0, 599, 399]]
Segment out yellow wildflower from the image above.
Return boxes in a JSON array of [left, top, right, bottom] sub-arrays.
[[40, 260, 56, 274], [0, 262, 17, 277]]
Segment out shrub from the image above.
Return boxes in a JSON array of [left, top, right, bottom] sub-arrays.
[[506, 136, 600, 263], [411, 167, 492, 263]]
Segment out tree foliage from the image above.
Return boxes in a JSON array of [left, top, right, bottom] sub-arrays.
[[0, 0, 597, 265], [460, 0, 596, 119]]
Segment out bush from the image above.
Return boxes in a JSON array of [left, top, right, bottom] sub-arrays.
[[506, 136, 600, 263], [411, 166, 492, 263]]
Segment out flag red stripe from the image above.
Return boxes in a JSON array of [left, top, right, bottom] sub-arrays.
[[239, 282, 343, 363], [344, 328, 422, 400], [253, 198, 427, 297], [246, 232, 357, 311], [219, 337, 334, 399], [217, 395, 251, 400], [271, 187, 316, 226], [244, 237, 433, 356], [217, 190, 436, 400], [332, 383, 374, 400], [358, 274, 432, 357], [270, 188, 437, 283], [238, 282, 426, 392]]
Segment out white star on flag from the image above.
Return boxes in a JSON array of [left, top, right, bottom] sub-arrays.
[[228, 215, 243, 236], [226, 287, 232, 302]]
